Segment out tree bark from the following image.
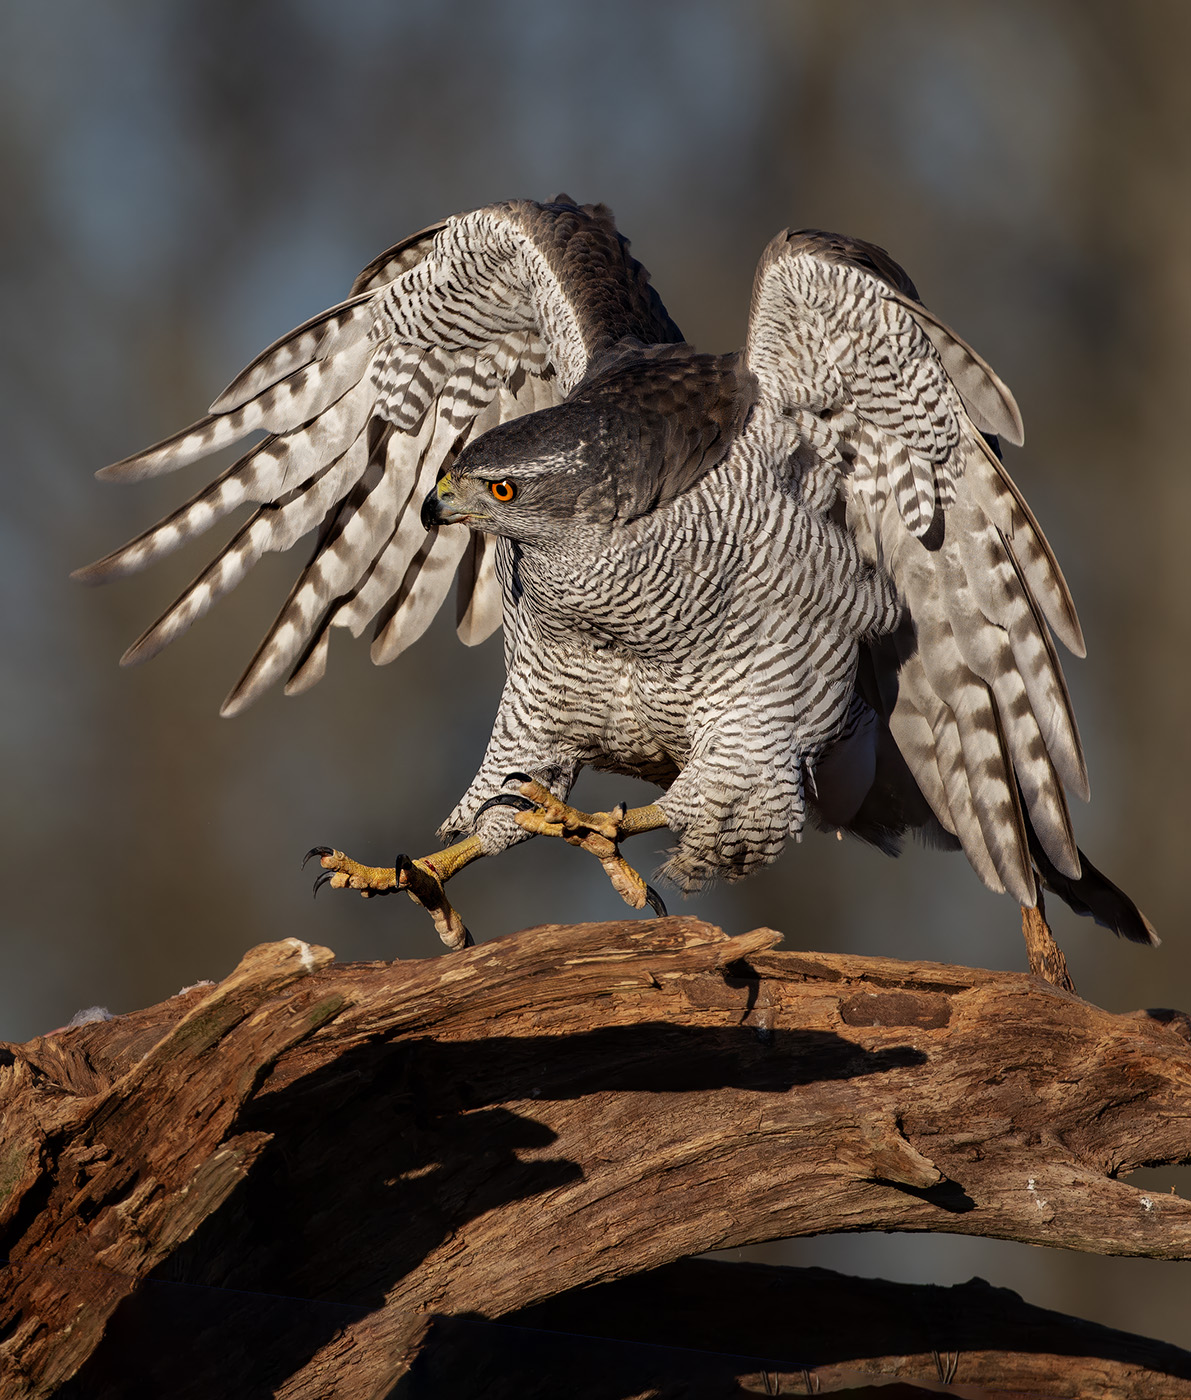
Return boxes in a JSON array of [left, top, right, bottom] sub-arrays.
[[1, 917, 1190, 1398]]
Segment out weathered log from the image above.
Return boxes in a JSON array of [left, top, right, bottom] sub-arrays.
[[52, 1258, 1191, 1398], [434, 1257, 1191, 1398], [1, 917, 1189, 1398]]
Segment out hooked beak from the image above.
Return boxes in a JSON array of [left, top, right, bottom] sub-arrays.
[[421, 474, 469, 529]]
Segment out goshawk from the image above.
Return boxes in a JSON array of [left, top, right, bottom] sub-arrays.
[[77, 197, 1153, 954]]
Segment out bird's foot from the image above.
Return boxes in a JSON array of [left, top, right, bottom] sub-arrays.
[[304, 838, 481, 952], [477, 776, 670, 915], [304, 847, 397, 896]]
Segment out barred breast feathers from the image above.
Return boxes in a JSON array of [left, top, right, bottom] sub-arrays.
[[75, 197, 682, 715]]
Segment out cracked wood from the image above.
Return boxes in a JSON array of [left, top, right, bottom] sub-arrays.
[[0, 917, 1188, 1398]]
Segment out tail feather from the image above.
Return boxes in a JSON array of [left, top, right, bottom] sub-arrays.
[[1028, 828, 1158, 947], [823, 687, 1155, 947]]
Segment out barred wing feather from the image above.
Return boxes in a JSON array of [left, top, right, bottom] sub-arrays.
[[75, 199, 677, 715], [746, 229, 1087, 906]]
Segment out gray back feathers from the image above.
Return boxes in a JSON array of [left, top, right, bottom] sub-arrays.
[[456, 344, 755, 525]]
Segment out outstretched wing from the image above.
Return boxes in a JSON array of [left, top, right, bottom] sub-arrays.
[[75, 197, 682, 715], [746, 229, 1086, 907]]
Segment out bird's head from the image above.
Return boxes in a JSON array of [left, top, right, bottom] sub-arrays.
[[419, 347, 755, 548], [420, 401, 614, 548]]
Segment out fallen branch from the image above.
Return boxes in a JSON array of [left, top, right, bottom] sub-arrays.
[[1, 918, 1189, 1398], [446, 1257, 1191, 1398]]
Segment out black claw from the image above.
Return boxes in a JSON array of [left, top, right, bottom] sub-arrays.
[[393, 853, 413, 884], [613, 801, 628, 821], [302, 846, 333, 870], [644, 885, 668, 918], [503, 771, 535, 787], [477, 793, 538, 818], [312, 871, 334, 899]]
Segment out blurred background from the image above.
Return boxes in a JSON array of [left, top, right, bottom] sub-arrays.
[[4, 0, 1189, 1350]]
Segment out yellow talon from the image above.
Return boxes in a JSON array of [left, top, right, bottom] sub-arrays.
[[308, 838, 484, 952], [509, 782, 669, 914]]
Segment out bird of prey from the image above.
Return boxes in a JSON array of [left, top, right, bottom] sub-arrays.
[[77, 195, 1153, 958]]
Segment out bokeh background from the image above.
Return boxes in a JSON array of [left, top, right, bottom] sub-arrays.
[[4, 0, 1189, 1350]]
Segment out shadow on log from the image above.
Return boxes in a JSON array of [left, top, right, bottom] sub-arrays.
[[1, 918, 1189, 1397]]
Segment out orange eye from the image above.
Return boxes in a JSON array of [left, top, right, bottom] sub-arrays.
[[489, 480, 517, 503]]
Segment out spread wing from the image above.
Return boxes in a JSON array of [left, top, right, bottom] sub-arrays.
[[746, 229, 1086, 906], [75, 197, 682, 715]]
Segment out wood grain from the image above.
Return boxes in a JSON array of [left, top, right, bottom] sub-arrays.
[[1, 918, 1188, 1397]]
